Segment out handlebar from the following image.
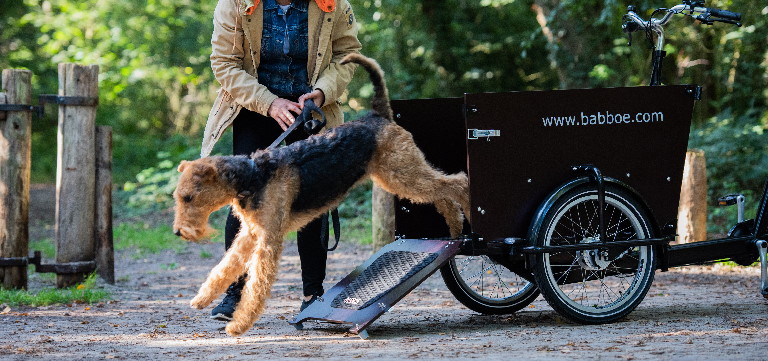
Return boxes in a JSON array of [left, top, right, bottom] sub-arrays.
[[623, 2, 741, 51], [709, 8, 742, 22], [622, 1, 742, 86]]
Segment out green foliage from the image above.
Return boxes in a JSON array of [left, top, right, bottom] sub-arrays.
[[120, 153, 182, 216], [0, 273, 110, 306], [113, 222, 190, 256], [337, 181, 373, 244], [29, 238, 56, 259], [2, 0, 766, 239], [689, 109, 768, 232]]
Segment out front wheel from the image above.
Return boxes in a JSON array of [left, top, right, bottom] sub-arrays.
[[441, 255, 539, 314], [531, 184, 657, 324]]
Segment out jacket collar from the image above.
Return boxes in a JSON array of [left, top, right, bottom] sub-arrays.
[[244, 0, 335, 15]]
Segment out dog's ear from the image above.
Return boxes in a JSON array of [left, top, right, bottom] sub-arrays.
[[177, 160, 189, 173], [193, 162, 216, 180]]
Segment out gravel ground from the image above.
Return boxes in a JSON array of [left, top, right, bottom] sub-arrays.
[[1, 185, 766, 360]]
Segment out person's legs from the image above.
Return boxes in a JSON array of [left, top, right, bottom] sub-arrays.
[[297, 216, 327, 297], [211, 109, 282, 321], [284, 130, 329, 310]]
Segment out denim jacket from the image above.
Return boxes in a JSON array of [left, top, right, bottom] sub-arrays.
[[201, 0, 361, 157], [258, 0, 311, 98]]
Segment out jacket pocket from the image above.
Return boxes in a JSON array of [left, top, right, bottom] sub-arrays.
[[209, 89, 240, 140]]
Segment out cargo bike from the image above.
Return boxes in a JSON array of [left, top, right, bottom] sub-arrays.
[[291, 1, 768, 338]]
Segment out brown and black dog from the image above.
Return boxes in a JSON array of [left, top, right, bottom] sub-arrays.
[[172, 53, 470, 336]]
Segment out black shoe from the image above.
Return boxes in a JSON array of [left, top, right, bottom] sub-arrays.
[[211, 277, 245, 321], [299, 295, 320, 312]]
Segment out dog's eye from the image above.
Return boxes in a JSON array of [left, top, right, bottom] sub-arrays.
[[183, 195, 193, 203]]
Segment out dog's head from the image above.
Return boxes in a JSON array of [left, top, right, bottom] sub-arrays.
[[172, 157, 234, 242]]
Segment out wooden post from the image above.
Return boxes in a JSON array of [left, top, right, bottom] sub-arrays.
[[0, 69, 33, 289], [95, 126, 114, 284], [677, 149, 707, 244], [371, 185, 395, 251], [55, 64, 98, 288]]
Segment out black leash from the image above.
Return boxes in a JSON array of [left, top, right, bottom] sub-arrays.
[[266, 100, 341, 252], [266, 100, 327, 149], [320, 208, 341, 251]]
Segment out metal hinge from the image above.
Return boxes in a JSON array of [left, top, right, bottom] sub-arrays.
[[0, 251, 96, 274], [0, 94, 98, 118], [38, 94, 99, 107], [467, 129, 501, 140]]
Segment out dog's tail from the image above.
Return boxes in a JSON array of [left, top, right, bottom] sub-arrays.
[[341, 53, 393, 120]]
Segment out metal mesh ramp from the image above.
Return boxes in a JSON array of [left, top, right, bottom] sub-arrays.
[[330, 251, 438, 310], [289, 238, 463, 337]]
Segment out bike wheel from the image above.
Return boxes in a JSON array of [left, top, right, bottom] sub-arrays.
[[532, 184, 656, 324], [441, 255, 539, 314]]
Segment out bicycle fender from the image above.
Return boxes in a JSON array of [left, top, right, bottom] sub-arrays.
[[526, 176, 660, 245]]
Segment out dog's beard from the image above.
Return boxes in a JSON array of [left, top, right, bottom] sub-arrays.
[[178, 224, 216, 242]]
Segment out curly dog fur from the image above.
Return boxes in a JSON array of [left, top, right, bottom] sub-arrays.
[[172, 54, 470, 336]]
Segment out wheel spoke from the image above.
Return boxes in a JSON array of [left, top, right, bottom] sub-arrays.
[[536, 188, 655, 322], [442, 255, 539, 314]]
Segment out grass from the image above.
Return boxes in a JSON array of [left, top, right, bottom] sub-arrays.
[[0, 273, 110, 307], [29, 238, 56, 259], [113, 222, 189, 256]]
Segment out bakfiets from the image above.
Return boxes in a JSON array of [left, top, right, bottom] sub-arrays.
[[291, 0, 767, 338]]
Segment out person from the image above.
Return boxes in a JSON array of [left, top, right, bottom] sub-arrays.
[[199, 0, 361, 321]]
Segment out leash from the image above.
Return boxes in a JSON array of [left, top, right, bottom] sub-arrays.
[[266, 100, 327, 150], [266, 100, 341, 252], [320, 208, 341, 251]]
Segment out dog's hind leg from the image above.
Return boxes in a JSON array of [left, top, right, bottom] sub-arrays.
[[433, 199, 465, 238], [374, 168, 470, 238], [371, 130, 471, 235], [190, 224, 257, 310]]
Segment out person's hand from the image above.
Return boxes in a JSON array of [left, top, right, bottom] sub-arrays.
[[268, 98, 301, 130], [298, 89, 325, 109]]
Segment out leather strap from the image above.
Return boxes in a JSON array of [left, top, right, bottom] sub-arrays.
[[320, 209, 341, 251]]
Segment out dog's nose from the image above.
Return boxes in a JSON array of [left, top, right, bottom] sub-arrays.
[[174, 229, 182, 237]]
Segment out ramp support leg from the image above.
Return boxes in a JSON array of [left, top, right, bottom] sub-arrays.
[[757, 240, 768, 298]]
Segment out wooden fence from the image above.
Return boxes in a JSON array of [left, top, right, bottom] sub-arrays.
[[0, 64, 113, 289]]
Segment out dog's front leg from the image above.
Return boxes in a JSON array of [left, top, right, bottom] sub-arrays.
[[190, 227, 257, 310], [224, 230, 285, 336]]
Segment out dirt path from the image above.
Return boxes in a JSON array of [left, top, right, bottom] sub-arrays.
[[1, 187, 767, 360]]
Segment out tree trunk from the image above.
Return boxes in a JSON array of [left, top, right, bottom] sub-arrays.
[[371, 185, 395, 251], [677, 149, 707, 244]]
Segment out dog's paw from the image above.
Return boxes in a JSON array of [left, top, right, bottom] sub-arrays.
[[190, 294, 213, 309], [225, 322, 248, 337]]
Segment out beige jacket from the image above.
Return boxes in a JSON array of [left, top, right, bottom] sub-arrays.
[[200, 0, 362, 157]]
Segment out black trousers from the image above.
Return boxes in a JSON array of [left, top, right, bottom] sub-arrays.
[[224, 108, 328, 297]]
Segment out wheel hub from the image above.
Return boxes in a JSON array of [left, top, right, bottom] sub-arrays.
[[577, 236, 611, 270]]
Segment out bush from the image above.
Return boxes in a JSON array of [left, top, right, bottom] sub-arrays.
[[688, 108, 768, 233]]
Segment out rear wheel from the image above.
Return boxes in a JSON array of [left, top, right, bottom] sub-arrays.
[[532, 184, 656, 324], [441, 255, 539, 314]]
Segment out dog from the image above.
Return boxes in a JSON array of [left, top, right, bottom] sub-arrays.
[[172, 53, 470, 336]]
